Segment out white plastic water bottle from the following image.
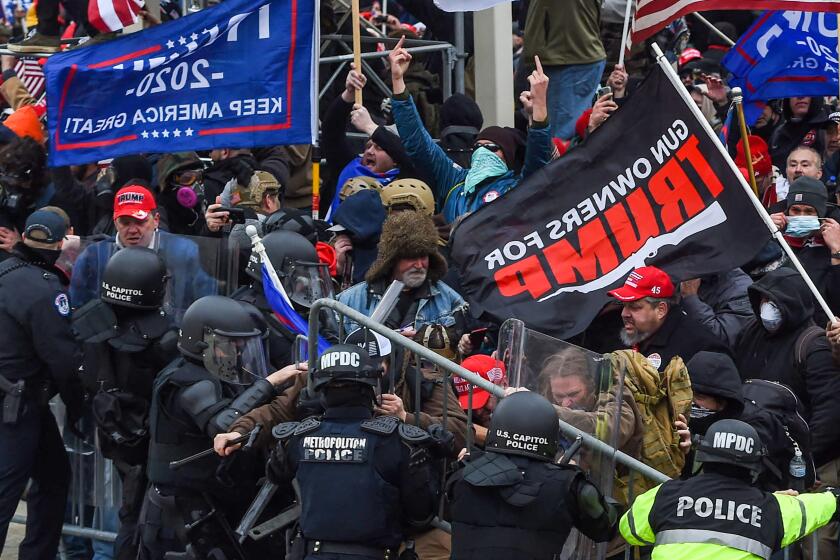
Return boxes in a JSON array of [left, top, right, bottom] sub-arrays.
[[789, 449, 807, 491]]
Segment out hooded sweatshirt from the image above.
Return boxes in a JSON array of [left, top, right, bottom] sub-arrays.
[[769, 97, 829, 169], [733, 268, 840, 466], [685, 351, 791, 490]]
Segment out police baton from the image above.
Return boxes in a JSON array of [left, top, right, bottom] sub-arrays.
[[168, 426, 261, 471]]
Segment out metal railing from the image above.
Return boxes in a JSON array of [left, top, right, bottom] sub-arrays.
[[308, 298, 821, 560], [319, 35, 456, 103], [308, 298, 668, 485]]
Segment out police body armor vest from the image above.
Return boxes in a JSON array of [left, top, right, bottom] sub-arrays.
[[147, 359, 225, 490], [650, 472, 783, 558], [451, 453, 579, 559], [290, 415, 405, 548]]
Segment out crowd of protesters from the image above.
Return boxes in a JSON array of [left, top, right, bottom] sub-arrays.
[[4, 0, 840, 559]]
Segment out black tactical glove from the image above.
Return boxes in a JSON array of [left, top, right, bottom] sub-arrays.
[[426, 423, 455, 459], [230, 157, 255, 187]]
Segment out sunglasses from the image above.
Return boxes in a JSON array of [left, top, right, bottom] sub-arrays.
[[472, 142, 502, 153]]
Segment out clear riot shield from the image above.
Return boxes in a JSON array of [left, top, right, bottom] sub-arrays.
[[66, 233, 239, 323], [160, 233, 240, 324], [51, 397, 121, 534], [497, 318, 623, 560]]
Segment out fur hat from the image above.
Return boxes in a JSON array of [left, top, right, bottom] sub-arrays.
[[365, 211, 447, 285]]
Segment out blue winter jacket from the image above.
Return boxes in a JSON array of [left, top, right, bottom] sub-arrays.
[[391, 92, 553, 223], [336, 280, 466, 334], [69, 230, 218, 318]]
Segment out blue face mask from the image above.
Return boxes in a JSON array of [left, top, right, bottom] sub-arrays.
[[464, 147, 508, 196], [785, 215, 821, 238]]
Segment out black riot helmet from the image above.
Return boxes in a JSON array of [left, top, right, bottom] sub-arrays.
[[246, 230, 333, 309], [100, 247, 169, 310], [177, 295, 269, 384], [696, 419, 766, 477], [263, 209, 318, 244], [485, 391, 559, 462], [312, 344, 382, 393]]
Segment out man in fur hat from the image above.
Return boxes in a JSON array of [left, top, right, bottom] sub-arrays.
[[336, 211, 467, 338]]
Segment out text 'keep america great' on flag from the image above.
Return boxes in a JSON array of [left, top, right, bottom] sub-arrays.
[[44, 0, 317, 166], [723, 10, 840, 121], [631, 0, 840, 45], [449, 63, 770, 340]]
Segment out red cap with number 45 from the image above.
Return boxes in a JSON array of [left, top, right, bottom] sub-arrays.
[[608, 266, 675, 302]]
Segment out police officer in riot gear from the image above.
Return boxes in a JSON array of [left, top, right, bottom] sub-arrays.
[[621, 419, 840, 559], [233, 230, 337, 368], [450, 391, 618, 559], [266, 344, 439, 560], [0, 210, 84, 559], [263, 208, 319, 244], [72, 246, 179, 560], [139, 295, 302, 560]]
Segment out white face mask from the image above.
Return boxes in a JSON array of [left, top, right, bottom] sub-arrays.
[[760, 301, 783, 332]]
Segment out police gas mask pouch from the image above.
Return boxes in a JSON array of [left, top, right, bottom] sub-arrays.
[[72, 299, 118, 343], [91, 390, 149, 465]]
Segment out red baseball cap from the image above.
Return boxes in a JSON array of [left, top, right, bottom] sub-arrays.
[[608, 266, 674, 302], [454, 354, 507, 411], [113, 185, 157, 221]]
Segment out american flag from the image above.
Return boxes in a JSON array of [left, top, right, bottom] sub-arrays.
[[88, 0, 145, 33], [14, 57, 45, 101], [630, 0, 840, 45]]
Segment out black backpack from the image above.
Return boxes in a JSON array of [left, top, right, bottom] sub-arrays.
[[742, 378, 816, 490]]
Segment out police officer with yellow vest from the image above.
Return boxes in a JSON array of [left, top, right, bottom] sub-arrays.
[[620, 419, 840, 559]]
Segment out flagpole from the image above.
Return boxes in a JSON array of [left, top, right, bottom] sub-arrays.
[[731, 87, 758, 197], [653, 43, 836, 322], [689, 13, 735, 47], [313, 0, 322, 220], [618, 0, 633, 67], [311, 145, 321, 220], [245, 225, 291, 303], [351, 0, 363, 105]]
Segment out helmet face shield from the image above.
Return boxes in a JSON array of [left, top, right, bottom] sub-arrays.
[[283, 258, 333, 309], [202, 332, 268, 385]]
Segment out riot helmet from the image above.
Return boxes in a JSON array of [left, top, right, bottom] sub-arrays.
[[485, 391, 559, 462], [178, 295, 269, 384], [312, 344, 382, 393], [100, 247, 169, 310], [339, 176, 381, 201], [263, 209, 318, 245], [380, 178, 435, 216], [246, 230, 333, 309], [696, 419, 765, 477]]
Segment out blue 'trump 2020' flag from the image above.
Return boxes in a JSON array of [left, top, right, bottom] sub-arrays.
[[724, 11, 839, 122], [45, 0, 317, 166]]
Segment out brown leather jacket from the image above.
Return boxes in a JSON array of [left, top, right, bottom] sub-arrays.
[[230, 357, 469, 457]]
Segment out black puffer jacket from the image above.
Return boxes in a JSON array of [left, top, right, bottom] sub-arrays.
[[769, 96, 829, 168], [685, 351, 790, 490], [733, 268, 840, 466]]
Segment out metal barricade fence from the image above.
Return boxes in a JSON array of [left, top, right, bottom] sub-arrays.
[[307, 298, 819, 560], [319, 35, 457, 102], [10, 298, 817, 557]]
